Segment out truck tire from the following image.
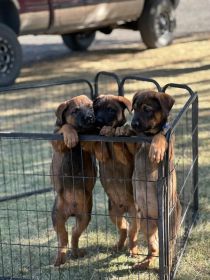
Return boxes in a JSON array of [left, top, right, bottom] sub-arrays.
[[62, 31, 96, 51], [0, 23, 22, 87], [139, 0, 176, 49]]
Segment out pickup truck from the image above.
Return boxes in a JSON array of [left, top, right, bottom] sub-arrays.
[[0, 0, 179, 87]]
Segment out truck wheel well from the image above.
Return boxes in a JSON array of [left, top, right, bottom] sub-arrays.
[[0, 0, 20, 34]]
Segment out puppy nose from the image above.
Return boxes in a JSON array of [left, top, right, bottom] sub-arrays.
[[131, 120, 140, 129], [85, 114, 95, 124]]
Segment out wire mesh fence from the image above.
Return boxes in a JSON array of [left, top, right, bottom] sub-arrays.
[[0, 73, 198, 280]]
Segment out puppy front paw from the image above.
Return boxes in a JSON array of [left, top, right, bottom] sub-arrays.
[[115, 124, 133, 137], [60, 124, 79, 149], [54, 252, 67, 266], [100, 126, 115, 136], [149, 133, 167, 163]]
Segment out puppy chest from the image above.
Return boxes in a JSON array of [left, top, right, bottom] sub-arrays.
[[133, 180, 158, 218], [133, 146, 158, 181]]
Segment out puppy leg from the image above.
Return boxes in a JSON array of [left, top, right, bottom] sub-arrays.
[[71, 214, 91, 258], [109, 201, 128, 251], [113, 143, 133, 166], [128, 205, 140, 257], [133, 220, 159, 269], [149, 133, 167, 163], [52, 197, 69, 266], [94, 142, 110, 163], [71, 198, 92, 258]]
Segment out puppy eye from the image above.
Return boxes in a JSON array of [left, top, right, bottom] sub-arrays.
[[107, 107, 115, 113], [143, 106, 153, 114], [144, 107, 150, 112], [71, 108, 79, 114]]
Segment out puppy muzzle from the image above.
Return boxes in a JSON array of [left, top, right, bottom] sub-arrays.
[[131, 120, 141, 131], [85, 114, 95, 125]]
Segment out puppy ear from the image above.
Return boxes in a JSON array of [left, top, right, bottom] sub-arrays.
[[93, 96, 101, 108], [114, 96, 132, 113], [132, 91, 145, 110], [132, 91, 175, 116], [158, 93, 175, 116], [55, 101, 69, 127]]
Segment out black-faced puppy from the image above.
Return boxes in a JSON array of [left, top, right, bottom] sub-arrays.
[[51, 95, 97, 266], [130, 90, 181, 269], [92, 95, 140, 256]]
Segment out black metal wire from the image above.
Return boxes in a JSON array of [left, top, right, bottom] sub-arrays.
[[0, 78, 94, 100], [0, 132, 154, 143], [120, 75, 162, 95], [94, 71, 121, 98]]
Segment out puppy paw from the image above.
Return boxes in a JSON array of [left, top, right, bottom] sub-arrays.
[[132, 256, 155, 270], [60, 124, 79, 149], [54, 253, 67, 266], [115, 124, 133, 136], [71, 248, 86, 259], [100, 126, 115, 136], [129, 247, 140, 258], [149, 133, 167, 163], [112, 243, 125, 252]]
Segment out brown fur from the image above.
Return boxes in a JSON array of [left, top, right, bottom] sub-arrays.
[[50, 95, 97, 266], [90, 95, 140, 256], [129, 90, 181, 270]]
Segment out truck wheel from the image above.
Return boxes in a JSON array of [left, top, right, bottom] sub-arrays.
[[0, 23, 22, 87], [139, 0, 176, 49], [62, 31, 96, 51]]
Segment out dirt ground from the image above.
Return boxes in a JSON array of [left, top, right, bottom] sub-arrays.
[[16, 33, 210, 280]]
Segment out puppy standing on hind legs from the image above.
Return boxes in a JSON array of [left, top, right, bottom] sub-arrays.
[[91, 94, 140, 257], [116, 90, 181, 270], [50, 95, 97, 266]]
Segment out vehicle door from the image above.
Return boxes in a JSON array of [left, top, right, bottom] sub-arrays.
[[18, 0, 50, 33], [51, 0, 86, 33], [83, 0, 144, 27]]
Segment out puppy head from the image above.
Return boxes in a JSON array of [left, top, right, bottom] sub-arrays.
[[131, 90, 175, 135], [93, 95, 132, 129], [55, 95, 95, 132]]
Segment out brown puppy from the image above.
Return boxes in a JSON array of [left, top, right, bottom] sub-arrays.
[[51, 95, 97, 266], [127, 90, 181, 269], [91, 94, 140, 256]]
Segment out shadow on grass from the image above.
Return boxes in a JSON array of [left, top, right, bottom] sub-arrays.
[[53, 244, 159, 280]]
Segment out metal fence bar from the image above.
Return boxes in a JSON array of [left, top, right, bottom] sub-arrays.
[[170, 212, 198, 280], [162, 83, 195, 96], [120, 75, 162, 95], [0, 188, 52, 203], [0, 277, 30, 280], [158, 162, 168, 280], [161, 83, 197, 134], [192, 95, 199, 212], [94, 71, 121, 98], [0, 78, 94, 99], [0, 132, 153, 143]]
